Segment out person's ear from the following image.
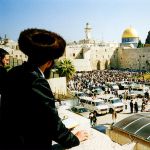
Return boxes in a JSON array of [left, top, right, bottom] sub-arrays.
[[47, 60, 54, 68]]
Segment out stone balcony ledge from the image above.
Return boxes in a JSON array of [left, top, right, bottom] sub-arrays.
[[52, 107, 136, 150]]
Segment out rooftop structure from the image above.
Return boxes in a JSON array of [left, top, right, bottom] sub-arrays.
[[108, 113, 150, 150], [113, 113, 150, 142]]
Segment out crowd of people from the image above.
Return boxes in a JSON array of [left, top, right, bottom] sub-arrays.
[[68, 70, 149, 92], [68, 70, 150, 113]]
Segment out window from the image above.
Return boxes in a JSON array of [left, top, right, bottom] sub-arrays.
[[80, 99, 86, 103], [92, 102, 95, 106], [88, 101, 91, 104]]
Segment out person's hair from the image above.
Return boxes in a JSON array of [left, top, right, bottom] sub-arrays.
[[0, 48, 9, 64], [18, 28, 66, 65]]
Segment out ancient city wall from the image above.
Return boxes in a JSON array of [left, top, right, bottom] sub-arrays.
[[72, 59, 92, 71], [117, 47, 150, 71]]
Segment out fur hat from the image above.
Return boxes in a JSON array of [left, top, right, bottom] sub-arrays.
[[18, 28, 66, 64]]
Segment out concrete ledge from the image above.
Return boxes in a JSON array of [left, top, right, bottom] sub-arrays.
[[53, 107, 136, 150]]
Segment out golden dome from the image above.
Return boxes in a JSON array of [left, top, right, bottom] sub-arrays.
[[122, 27, 139, 38]]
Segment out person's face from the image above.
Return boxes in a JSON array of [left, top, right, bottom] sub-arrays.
[[2, 54, 9, 66]]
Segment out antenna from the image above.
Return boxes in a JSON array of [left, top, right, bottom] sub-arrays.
[[101, 32, 104, 42]]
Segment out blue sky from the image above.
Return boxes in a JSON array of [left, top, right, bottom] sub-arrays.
[[0, 0, 150, 43]]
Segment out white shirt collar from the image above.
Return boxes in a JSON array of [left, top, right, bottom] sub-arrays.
[[38, 67, 45, 78]]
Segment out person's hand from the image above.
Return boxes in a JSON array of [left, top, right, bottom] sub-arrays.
[[75, 130, 89, 142]]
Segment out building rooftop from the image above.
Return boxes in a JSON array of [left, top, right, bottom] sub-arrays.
[[113, 113, 150, 142]]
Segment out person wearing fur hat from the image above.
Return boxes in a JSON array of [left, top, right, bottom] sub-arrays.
[[0, 48, 9, 125], [0, 48, 9, 94], [0, 28, 88, 150]]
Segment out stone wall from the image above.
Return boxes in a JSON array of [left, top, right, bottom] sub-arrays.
[[66, 42, 150, 72], [71, 59, 92, 71], [65, 41, 118, 71], [116, 47, 150, 71], [47, 77, 67, 98], [65, 44, 83, 59]]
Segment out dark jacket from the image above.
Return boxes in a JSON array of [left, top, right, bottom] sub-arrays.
[[0, 66, 7, 94], [0, 66, 7, 121], [0, 62, 79, 150]]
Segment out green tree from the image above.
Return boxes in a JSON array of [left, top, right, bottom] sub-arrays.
[[55, 59, 76, 81], [137, 40, 143, 48], [145, 31, 150, 44]]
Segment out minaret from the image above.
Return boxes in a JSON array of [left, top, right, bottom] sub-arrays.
[[85, 23, 92, 40]]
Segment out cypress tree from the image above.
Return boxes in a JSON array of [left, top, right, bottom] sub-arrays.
[[145, 31, 150, 44], [137, 40, 143, 48]]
